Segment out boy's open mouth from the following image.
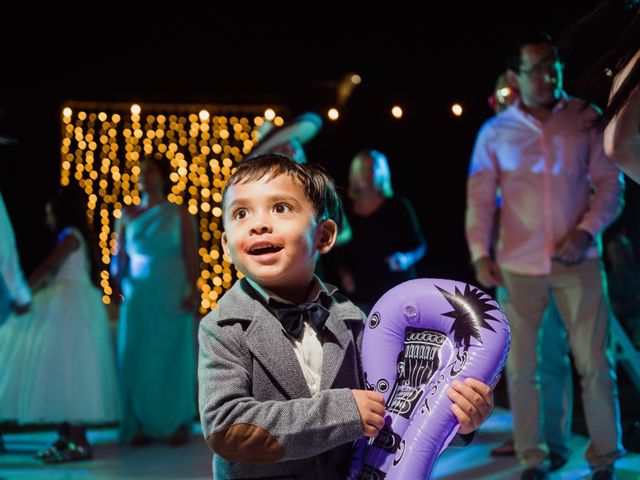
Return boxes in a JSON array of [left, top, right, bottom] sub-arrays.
[[249, 244, 283, 255]]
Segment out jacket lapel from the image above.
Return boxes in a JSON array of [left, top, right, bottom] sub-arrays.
[[245, 308, 312, 399], [225, 279, 364, 397], [320, 302, 362, 390]]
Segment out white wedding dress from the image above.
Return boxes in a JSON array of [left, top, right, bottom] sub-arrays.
[[0, 227, 119, 424]]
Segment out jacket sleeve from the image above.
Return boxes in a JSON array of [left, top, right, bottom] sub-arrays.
[[197, 313, 364, 464]]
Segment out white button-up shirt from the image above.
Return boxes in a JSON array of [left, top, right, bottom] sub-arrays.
[[465, 95, 624, 276], [247, 276, 335, 396]]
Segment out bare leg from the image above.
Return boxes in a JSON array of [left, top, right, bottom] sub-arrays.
[[68, 423, 89, 448]]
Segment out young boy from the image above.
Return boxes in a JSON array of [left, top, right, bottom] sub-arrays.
[[198, 154, 494, 479]]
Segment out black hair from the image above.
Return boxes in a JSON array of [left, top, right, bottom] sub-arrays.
[[560, 0, 640, 126], [141, 153, 173, 196], [505, 31, 557, 74], [222, 153, 344, 230]]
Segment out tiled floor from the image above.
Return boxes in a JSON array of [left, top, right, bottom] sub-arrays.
[[1, 408, 639, 479], [433, 409, 640, 479], [0, 424, 212, 479]]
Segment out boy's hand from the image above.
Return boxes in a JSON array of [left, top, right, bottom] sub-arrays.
[[446, 378, 494, 435], [351, 389, 385, 438]]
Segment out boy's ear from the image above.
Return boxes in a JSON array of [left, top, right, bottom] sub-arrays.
[[221, 231, 231, 259], [317, 219, 338, 254]]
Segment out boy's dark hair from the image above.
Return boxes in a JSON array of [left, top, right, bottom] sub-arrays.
[[505, 31, 557, 73], [222, 153, 344, 230]]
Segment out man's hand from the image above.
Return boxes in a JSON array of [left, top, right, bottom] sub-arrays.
[[473, 256, 503, 288], [553, 228, 593, 265], [352, 389, 385, 438], [446, 378, 494, 435]]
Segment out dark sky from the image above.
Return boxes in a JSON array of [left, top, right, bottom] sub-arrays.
[[5, 1, 633, 284]]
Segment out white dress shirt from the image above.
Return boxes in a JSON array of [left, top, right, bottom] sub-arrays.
[[247, 276, 336, 396], [466, 95, 624, 275]]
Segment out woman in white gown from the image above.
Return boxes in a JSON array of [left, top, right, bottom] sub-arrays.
[[0, 186, 119, 463]]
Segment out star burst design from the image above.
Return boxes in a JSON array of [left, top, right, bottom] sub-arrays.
[[436, 284, 501, 351]]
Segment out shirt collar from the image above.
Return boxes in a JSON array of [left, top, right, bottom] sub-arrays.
[[245, 275, 338, 307], [552, 91, 569, 111], [512, 91, 568, 118]]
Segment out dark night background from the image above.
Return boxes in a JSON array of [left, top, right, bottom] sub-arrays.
[[2, 1, 640, 446], [1, 1, 637, 282]]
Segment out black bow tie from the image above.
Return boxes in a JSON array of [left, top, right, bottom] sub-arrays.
[[271, 301, 330, 339]]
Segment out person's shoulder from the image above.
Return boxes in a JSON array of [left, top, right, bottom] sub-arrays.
[[57, 226, 82, 246], [122, 204, 136, 215], [175, 203, 195, 224], [199, 308, 252, 346], [327, 290, 368, 322], [476, 113, 507, 140], [565, 95, 603, 118], [121, 204, 143, 223], [50, 228, 83, 258], [199, 280, 258, 334], [489, 105, 519, 125]]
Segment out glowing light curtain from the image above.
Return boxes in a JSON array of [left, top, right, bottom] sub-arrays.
[[60, 101, 287, 312]]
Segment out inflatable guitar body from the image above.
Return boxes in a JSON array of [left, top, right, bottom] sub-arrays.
[[349, 278, 510, 479]]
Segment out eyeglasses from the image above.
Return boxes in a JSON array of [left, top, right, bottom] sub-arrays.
[[520, 59, 564, 78]]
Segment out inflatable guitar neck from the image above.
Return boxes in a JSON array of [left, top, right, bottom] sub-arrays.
[[349, 278, 511, 479]]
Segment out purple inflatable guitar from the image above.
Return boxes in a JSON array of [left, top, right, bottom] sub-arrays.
[[349, 278, 511, 479]]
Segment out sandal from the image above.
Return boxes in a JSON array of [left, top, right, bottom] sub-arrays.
[[42, 442, 93, 464], [35, 438, 69, 460]]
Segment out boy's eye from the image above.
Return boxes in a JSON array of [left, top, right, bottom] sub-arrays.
[[233, 208, 248, 220], [274, 203, 291, 214]]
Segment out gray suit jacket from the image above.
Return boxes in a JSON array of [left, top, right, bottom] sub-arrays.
[[198, 278, 367, 480]]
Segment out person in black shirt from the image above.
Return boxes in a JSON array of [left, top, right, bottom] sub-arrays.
[[336, 149, 426, 314]]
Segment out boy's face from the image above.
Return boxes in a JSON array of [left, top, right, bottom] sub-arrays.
[[222, 173, 336, 299]]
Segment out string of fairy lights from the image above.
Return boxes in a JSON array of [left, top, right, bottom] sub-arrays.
[[60, 102, 287, 313]]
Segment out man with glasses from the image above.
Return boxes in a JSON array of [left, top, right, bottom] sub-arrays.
[[485, 73, 574, 472], [465, 31, 624, 480]]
